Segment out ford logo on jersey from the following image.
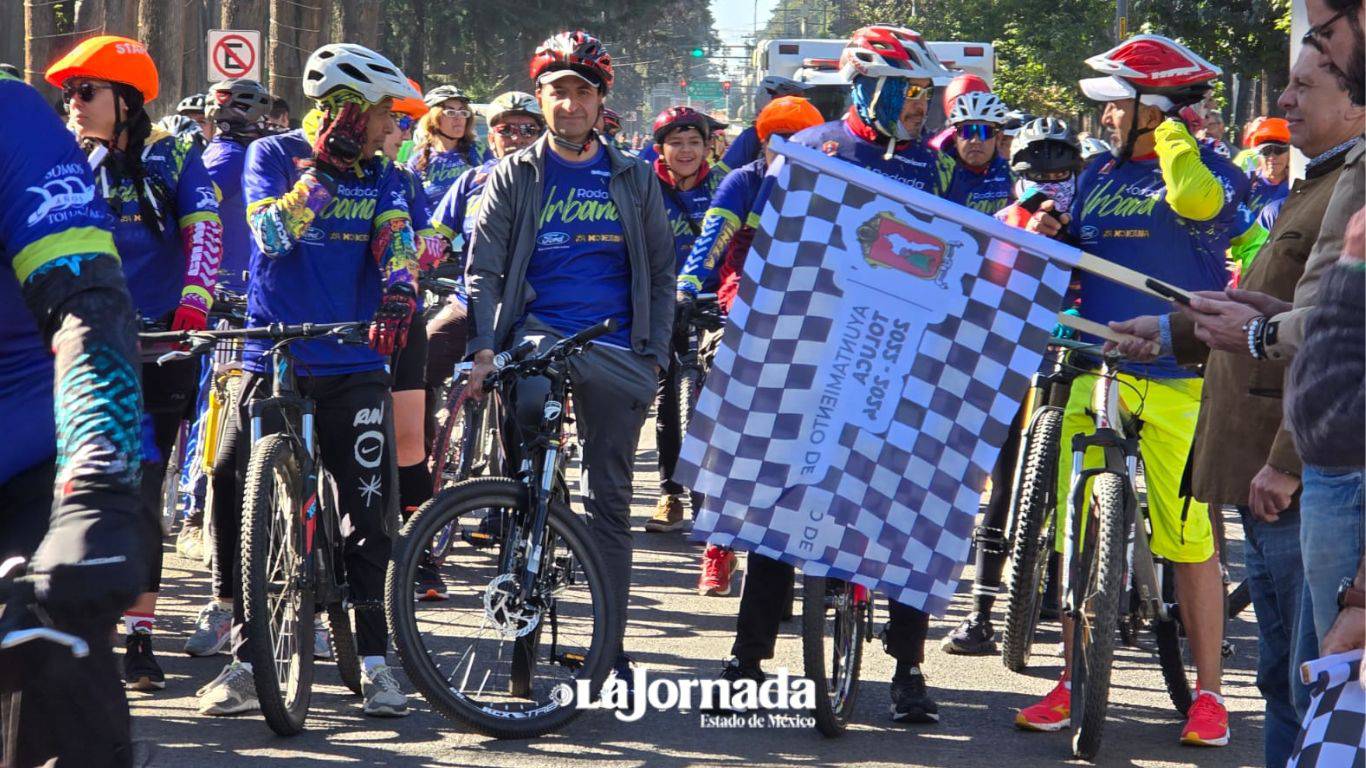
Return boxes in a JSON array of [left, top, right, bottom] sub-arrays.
[[538, 231, 570, 247], [1080, 225, 1100, 242], [301, 226, 326, 244]]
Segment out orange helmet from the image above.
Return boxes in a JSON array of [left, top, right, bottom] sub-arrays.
[[756, 96, 824, 142], [46, 35, 159, 102], [1247, 117, 1290, 147], [392, 78, 427, 121]]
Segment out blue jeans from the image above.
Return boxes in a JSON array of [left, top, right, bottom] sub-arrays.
[[1299, 466, 1365, 641], [1240, 507, 1314, 768]]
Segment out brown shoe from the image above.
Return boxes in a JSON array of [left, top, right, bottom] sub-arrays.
[[644, 494, 686, 532]]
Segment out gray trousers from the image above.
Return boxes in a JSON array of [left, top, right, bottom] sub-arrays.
[[511, 317, 656, 652]]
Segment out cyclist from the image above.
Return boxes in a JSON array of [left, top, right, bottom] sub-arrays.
[[407, 84, 480, 219], [155, 113, 208, 150], [180, 77, 275, 658], [943, 117, 1084, 655], [1231, 117, 1291, 271], [942, 90, 1015, 214], [391, 78, 427, 165], [47, 34, 224, 692], [639, 75, 810, 171], [0, 70, 145, 768], [927, 72, 990, 151], [178, 92, 213, 141], [1013, 35, 1247, 748], [1000, 109, 1034, 159], [599, 106, 626, 148], [714, 26, 957, 725], [464, 30, 675, 682], [196, 42, 419, 718], [676, 96, 824, 595], [639, 106, 722, 534]]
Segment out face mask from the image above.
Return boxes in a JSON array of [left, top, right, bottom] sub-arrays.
[[1016, 177, 1077, 214]]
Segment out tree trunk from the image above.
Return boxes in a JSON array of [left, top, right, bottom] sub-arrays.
[[1, 0, 24, 73], [339, 0, 381, 49], [24, 0, 60, 88], [409, 0, 426, 86], [183, 0, 208, 90], [221, 0, 266, 30], [140, 0, 185, 112]]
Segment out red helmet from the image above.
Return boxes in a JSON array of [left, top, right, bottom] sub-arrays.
[[652, 106, 710, 144], [942, 73, 990, 118], [1080, 34, 1220, 109], [839, 25, 943, 81], [529, 31, 614, 92]]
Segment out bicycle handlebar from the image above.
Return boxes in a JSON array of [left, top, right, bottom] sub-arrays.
[[141, 322, 371, 366], [482, 319, 618, 391]]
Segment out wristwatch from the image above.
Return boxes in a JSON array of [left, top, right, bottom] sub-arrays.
[[1336, 576, 1365, 611]]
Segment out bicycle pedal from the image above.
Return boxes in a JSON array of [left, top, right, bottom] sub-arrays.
[[557, 652, 585, 671]]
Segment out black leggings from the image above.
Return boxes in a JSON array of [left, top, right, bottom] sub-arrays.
[[655, 352, 684, 496], [733, 553, 930, 666], [140, 357, 199, 593], [211, 368, 395, 659], [970, 401, 1027, 613]]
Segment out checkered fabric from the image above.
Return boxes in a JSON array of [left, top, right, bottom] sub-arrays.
[[1288, 650, 1365, 768], [675, 139, 1077, 615]]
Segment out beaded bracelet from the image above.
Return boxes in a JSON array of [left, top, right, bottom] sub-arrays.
[[1246, 315, 1267, 359]]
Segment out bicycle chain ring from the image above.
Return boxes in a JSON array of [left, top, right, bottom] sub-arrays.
[[483, 573, 542, 638]]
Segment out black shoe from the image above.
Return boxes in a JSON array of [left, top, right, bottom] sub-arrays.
[[940, 614, 997, 655], [414, 560, 449, 601], [124, 632, 166, 691], [707, 658, 765, 713], [890, 670, 939, 723]]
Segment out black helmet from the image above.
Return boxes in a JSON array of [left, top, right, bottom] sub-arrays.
[[1010, 117, 1082, 177], [760, 75, 810, 98]]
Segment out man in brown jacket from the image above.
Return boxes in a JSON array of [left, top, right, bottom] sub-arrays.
[[1107, 46, 1364, 768]]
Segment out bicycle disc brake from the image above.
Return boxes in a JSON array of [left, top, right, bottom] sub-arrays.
[[483, 573, 541, 638]]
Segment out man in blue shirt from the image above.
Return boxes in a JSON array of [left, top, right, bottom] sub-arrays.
[[942, 91, 1015, 214]]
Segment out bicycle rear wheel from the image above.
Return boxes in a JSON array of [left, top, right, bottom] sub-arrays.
[[1070, 474, 1127, 761], [386, 478, 619, 738], [241, 434, 316, 736], [1001, 408, 1062, 672], [801, 576, 866, 737]]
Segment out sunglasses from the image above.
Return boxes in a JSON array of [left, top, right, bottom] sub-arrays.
[[63, 81, 113, 103], [1258, 143, 1290, 157], [1302, 9, 1348, 49], [906, 84, 934, 101], [441, 107, 472, 119], [396, 115, 414, 132], [493, 123, 541, 137], [956, 123, 997, 142]]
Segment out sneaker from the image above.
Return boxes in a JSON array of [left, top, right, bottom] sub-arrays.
[[1015, 678, 1071, 732], [313, 617, 332, 660], [1180, 691, 1230, 747], [415, 560, 449, 601], [197, 662, 259, 715], [707, 658, 765, 713], [941, 614, 997, 655], [644, 494, 686, 532], [361, 664, 410, 717], [698, 546, 737, 596], [183, 601, 233, 657], [175, 523, 205, 561], [123, 631, 165, 691], [889, 669, 939, 723]]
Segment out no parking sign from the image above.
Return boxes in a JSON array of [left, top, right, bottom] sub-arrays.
[[207, 29, 261, 83]]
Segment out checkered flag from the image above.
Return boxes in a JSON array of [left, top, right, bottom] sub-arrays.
[[1288, 650, 1365, 768], [674, 137, 1079, 614]]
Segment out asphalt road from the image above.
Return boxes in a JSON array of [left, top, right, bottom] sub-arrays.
[[129, 418, 1266, 767]]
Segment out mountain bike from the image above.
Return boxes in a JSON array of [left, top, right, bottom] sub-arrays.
[[386, 320, 621, 739], [801, 576, 875, 736], [145, 321, 384, 735], [676, 293, 722, 515]]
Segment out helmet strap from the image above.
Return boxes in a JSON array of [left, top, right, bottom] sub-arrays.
[[548, 101, 602, 156], [1116, 85, 1156, 167]]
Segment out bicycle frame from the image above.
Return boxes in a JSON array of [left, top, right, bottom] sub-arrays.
[[508, 355, 573, 606]]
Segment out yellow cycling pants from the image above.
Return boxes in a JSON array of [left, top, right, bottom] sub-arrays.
[[1054, 372, 1214, 564]]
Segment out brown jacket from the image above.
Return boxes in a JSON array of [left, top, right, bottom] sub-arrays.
[[1172, 149, 1352, 505]]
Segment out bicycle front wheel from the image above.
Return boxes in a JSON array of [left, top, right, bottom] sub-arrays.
[[386, 478, 619, 739], [1153, 561, 1194, 716], [241, 434, 316, 736], [1069, 474, 1127, 760], [1001, 407, 1062, 672], [801, 576, 866, 737]]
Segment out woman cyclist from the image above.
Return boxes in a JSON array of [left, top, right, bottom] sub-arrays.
[[406, 84, 480, 219], [46, 34, 223, 693]]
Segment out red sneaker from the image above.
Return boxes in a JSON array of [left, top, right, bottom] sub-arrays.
[[1015, 678, 1071, 732], [1180, 691, 1230, 747], [698, 546, 737, 596]]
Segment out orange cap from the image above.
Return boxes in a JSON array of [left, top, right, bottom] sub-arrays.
[[1248, 117, 1290, 147], [756, 96, 824, 142], [46, 35, 159, 102], [392, 78, 427, 120]]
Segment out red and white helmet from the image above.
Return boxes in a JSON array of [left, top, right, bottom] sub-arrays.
[[529, 31, 614, 92], [839, 25, 946, 82], [1079, 34, 1220, 110]]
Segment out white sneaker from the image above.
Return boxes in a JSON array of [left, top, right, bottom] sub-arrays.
[[183, 601, 232, 657], [361, 664, 410, 717], [313, 617, 332, 660], [196, 662, 259, 715]]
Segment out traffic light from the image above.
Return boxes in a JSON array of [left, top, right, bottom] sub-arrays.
[[679, 78, 688, 90], [722, 80, 732, 93], [689, 46, 705, 58]]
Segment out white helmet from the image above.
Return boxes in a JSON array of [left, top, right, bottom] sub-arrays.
[[1079, 136, 1114, 161], [839, 25, 947, 82], [483, 91, 542, 128], [303, 43, 418, 105], [948, 91, 1009, 126]]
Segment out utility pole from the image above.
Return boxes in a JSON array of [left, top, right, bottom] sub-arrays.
[[1114, 0, 1129, 42]]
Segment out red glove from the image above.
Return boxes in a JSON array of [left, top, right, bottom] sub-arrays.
[[312, 101, 369, 176], [171, 303, 208, 332], [370, 284, 417, 356]]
